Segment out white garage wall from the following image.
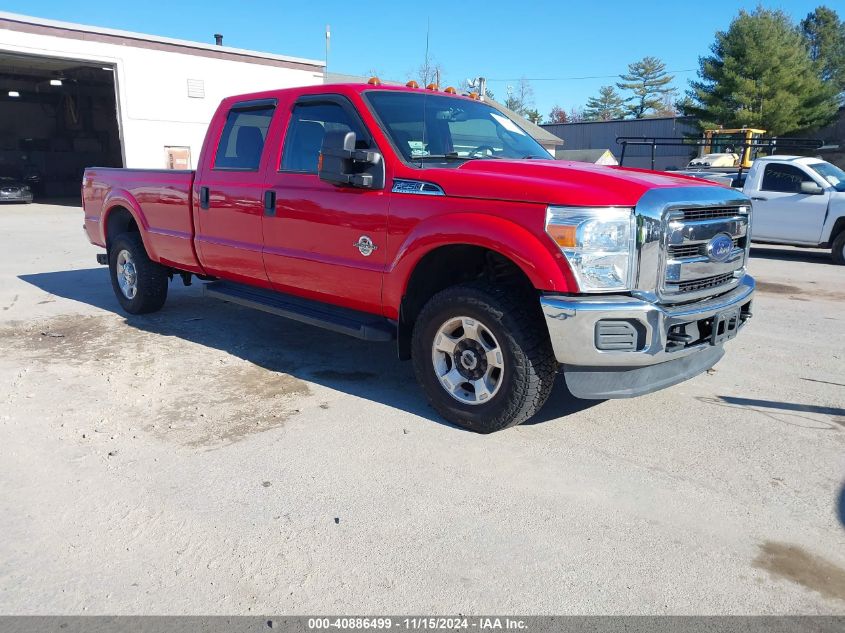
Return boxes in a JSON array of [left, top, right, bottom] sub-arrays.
[[0, 21, 324, 169]]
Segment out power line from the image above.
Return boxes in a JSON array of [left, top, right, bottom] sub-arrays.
[[485, 69, 698, 82]]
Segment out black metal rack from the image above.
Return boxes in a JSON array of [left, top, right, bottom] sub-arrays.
[[616, 135, 824, 176]]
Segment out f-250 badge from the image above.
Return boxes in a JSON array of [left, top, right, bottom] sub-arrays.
[[354, 235, 377, 257]]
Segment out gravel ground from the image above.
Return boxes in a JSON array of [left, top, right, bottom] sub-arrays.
[[0, 202, 843, 614]]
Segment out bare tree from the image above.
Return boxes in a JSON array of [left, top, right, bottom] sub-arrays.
[[461, 78, 495, 100], [651, 92, 679, 118], [568, 107, 585, 123], [504, 78, 535, 115], [409, 58, 445, 87]]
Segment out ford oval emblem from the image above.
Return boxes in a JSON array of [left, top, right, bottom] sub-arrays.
[[707, 233, 734, 263]]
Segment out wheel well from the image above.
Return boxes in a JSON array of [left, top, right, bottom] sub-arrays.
[[397, 245, 537, 360], [828, 217, 845, 247], [105, 206, 139, 249]]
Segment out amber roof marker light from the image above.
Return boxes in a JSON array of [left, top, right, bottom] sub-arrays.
[[426, 83, 439, 91], [444, 86, 457, 94], [406, 80, 419, 88], [367, 77, 382, 86]]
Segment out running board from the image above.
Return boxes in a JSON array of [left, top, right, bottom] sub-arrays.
[[203, 281, 395, 342]]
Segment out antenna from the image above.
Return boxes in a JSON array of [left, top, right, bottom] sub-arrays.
[[420, 18, 430, 166]]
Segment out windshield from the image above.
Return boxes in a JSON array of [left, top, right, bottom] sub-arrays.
[[365, 91, 551, 166], [809, 161, 845, 192]]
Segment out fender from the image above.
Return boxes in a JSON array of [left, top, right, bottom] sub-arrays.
[[101, 189, 160, 262], [821, 195, 845, 245], [382, 212, 578, 319]]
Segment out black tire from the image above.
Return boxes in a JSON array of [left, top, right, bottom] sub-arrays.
[[411, 282, 558, 433], [108, 232, 169, 314], [832, 232, 845, 265]]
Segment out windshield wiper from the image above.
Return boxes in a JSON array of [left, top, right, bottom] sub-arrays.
[[413, 153, 466, 162]]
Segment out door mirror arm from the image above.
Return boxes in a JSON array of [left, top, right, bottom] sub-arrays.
[[319, 130, 384, 189]]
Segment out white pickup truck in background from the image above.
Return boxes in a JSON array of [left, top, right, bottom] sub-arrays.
[[742, 156, 845, 264]]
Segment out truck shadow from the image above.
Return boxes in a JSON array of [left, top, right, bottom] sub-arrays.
[[749, 246, 834, 265], [18, 268, 599, 431], [839, 484, 845, 532]]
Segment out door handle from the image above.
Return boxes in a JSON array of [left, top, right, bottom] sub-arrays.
[[199, 186, 210, 209], [264, 190, 276, 216], [750, 196, 768, 201]]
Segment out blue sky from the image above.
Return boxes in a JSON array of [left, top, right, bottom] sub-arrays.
[[2, 0, 831, 118]]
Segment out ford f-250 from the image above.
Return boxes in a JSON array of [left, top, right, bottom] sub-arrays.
[[83, 82, 755, 433]]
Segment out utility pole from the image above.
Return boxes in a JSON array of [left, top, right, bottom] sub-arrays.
[[325, 24, 330, 77]]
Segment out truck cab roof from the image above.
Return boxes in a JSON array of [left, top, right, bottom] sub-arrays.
[[754, 155, 825, 165]]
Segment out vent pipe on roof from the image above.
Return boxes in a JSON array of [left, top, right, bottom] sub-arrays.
[[214, 34, 223, 46]]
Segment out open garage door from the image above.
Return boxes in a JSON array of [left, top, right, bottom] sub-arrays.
[[0, 52, 122, 203]]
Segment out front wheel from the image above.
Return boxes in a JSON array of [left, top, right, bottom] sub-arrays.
[[412, 282, 557, 433], [108, 232, 169, 314]]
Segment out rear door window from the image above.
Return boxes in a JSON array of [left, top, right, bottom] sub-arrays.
[[214, 105, 275, 170]]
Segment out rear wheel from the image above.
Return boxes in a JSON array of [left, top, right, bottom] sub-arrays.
[[108, 232, 168, 314], [412, 282, 557, 433], [832, 232, 845, 265]]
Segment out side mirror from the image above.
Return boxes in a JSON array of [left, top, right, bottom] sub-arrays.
[[800, 181, 824, 195], [319, 130, 384, 189]]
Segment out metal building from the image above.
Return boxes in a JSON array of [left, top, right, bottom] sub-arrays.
[[542, 116, 699, 170], [0, 12, 324, 200]]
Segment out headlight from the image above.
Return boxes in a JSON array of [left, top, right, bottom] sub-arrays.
[[545, 206, 636, 292]]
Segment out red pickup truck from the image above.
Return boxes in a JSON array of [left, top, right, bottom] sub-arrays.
[[83, 82, 755, 433]]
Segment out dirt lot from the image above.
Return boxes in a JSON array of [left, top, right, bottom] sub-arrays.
[[0, 202, 843, 614]]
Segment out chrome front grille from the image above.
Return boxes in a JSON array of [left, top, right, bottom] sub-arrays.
[[667, 237, 740, 259], [678, 207, 741, 221], [660, 205, 749, 302], [677, 272, 736, 293]]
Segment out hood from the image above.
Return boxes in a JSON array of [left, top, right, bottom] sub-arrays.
[[425, 159, 720, 207]]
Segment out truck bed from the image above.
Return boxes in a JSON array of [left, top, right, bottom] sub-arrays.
[[83, 167, 203, 272]]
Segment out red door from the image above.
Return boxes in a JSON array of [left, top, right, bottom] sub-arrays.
[[261, 96, 389, 315], [193, 99, 278, 286]]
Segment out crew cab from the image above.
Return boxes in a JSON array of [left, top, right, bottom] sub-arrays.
[[742, 155, 845, 264], [83, 83, 755, 433]]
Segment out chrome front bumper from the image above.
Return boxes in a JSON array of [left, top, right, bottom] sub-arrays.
[[540, 275, 755, 398], [0, 191, 33, 203]]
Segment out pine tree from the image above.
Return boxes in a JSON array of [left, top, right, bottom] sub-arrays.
[[524, 109, 542, 124], [583, 86, 626, 121], [687, 7, 839, 135], [801, 6, 845, 92], [616, 57, 674, 118]]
